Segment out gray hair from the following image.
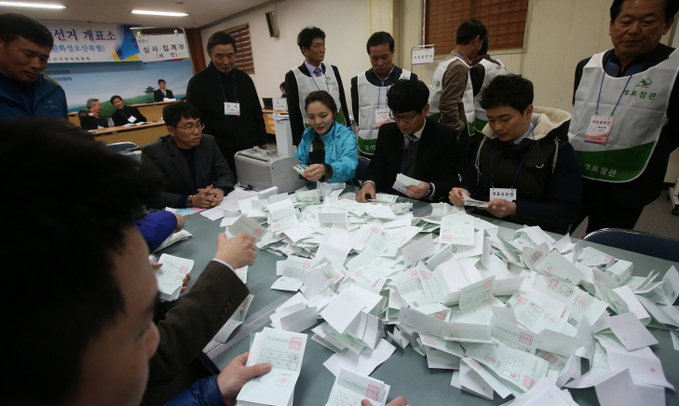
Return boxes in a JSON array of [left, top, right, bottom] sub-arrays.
[[86, 98, 99, 109]]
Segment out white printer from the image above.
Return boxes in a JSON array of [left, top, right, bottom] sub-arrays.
[[235, 147, 307, 193]]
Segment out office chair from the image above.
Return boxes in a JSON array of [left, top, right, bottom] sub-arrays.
[[583, 228, 679, 263]]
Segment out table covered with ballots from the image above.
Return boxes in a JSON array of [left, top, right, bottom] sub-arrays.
[[157, 184, 679, 406]]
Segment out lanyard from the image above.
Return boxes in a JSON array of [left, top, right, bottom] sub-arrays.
[[376, 65, 394, 108], [595, 52, 648, 116], [490, 128, 535, 189], [217, 70, 238, 103]]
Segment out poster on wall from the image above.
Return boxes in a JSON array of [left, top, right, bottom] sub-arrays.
[[135, 32, 191, 62], [44, 22, 140, 63]]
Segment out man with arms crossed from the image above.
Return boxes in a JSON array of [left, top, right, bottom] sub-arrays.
[[569, 0, 679, 233], [357, 80, 463, 203], [285, 26, 350, 145], [142, 102, 235, 209], [0, 13, 68, 120], [351, 31, 418, 156]]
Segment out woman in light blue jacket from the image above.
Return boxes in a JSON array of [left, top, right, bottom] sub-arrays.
[[294, 90, 358, 183]]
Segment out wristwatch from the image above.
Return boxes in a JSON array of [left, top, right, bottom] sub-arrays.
[[187, 195, 194, 207]]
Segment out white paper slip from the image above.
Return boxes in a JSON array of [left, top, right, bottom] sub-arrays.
[[276, 306, 319, 333], [605, 312, 658, 351], [155, 254, 194, 301], [213, 294, 254, 343], [219, 211, 241, 227], [536, 251, 585, 285], [463, 357, 513, 399], [401, 234, 436, 268], [293, 164, 305, 176], [154, 229, 192, 252], [662, 266, 679, 304], [365, 204, 396, 220], [459, 276, 495, 311], [368, 194, 398, 204], [237, 328, 307, 406], [324, 368, 391, 406], [228, 215, 267, 242], [392, 173, 421, 194], [462, 194, 489, 208], [319, 211, 347, 224], [440, 214, 475, 246], [268, 198, 296, 222], [511, 377, 578, 406], [199, 206, 226, 221], [323, 338, 396, 377], [459, 359, 494, 400]]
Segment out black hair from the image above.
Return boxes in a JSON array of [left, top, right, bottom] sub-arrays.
[[110, 95, 123, 105], [387, 79, 430, 114], [480, 74, 533, 113], [158, 79, 166, 84], [478, 36, 489, 56], [280, 82, 286, 89], [297, 26, 325, 55], [305, 90, 337, 116], [366, 31, 395, 53], [0, 13, 54, 47], [456, 19, 487, 45], [163, 102, 201, 127], [611, 0, 679, 22], [207, 31, 237, 56], [0, 118, 161, 405]]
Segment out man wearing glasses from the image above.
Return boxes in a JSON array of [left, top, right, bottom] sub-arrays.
[[142, 102, 235, 209], [356, 80, 463, 203]]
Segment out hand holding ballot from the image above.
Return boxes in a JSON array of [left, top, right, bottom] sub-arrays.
[[302, 164, 327, 181], [405, 181, 431, 200], [216, 351, 272, 406], [486, 199, 516, 218], [449, 187, 470, 206], [357, 182, 377, 203], [215, 233, 258, 269]]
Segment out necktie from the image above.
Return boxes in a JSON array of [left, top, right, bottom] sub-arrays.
[[404, 134, 417, 148], [313, 67, 322, 77], [162, 89, 166, 97]]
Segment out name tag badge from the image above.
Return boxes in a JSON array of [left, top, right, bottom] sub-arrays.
[[375, 108, 391, 128], [490, 188, 517, 202], [224, 102, 241, 116], [127, 116, 137, 123], [585, 115, 614, 145]]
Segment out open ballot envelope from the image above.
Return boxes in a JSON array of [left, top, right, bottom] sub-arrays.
[[237, 328, 308, 406], [154, 253, 194, 301]]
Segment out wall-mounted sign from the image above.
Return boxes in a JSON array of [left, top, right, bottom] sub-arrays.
[[44, 23, 140, 63], [135, 32, 191, 62]]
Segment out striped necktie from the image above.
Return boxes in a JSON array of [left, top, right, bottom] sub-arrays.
[[313, 67, 322, 77]]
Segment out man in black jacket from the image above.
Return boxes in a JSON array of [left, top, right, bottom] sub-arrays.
[[154, 79, 174, 101], [357, 80, 463, 203], [186, 32, 266, 174]]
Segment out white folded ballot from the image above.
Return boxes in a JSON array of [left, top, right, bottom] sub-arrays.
[[391, 173, 420, 195], [154, 253, 194, 301], [462, 193, 489, 208], [236, 328, 308, 406], [325, 368, 391, 406]]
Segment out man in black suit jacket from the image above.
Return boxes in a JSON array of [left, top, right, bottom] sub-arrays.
[[357, 80, 463, 203], [142, 102, 235, 209], [154, 79, 174, 102], [284, 26, 349, 145]]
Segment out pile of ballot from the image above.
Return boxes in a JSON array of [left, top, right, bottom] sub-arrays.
[[189, 185, 679, 406]]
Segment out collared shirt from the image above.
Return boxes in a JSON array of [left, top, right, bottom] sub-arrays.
[[512, 122, 535, 145], [305, 61, 324, 77]]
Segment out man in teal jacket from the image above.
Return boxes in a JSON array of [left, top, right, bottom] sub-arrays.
[[0, 13, 68, 120]]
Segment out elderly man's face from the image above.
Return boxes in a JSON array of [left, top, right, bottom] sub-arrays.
[[0, 36, 51, 83], [70, 228, 160, 406], [609, 0, 673, 62]]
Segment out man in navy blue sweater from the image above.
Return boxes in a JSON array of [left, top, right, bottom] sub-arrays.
[[449, 74, 581, 234]]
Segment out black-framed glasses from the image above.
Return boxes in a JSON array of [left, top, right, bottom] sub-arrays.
[[176, 122, 205, 132], [389, 111, 420, 123]]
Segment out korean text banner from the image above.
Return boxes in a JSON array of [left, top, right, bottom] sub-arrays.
[[44, 23, 140, 63]]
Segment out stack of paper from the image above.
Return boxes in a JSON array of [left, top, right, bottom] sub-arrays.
[[154, 253, 194, 301]]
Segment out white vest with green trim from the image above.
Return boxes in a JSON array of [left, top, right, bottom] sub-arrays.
[[568, 49, 679, 183], [356, 69, 412, 155], [293, 63, 346, 126], [428, 55, 475, 132], [473, 58, 507, 131]]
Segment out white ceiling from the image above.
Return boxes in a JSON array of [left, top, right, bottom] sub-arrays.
[[5, 0, 272, 29]]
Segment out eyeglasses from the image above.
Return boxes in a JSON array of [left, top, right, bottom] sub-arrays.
[[175, 122, 205, 132], [389, 111, 420, 123]]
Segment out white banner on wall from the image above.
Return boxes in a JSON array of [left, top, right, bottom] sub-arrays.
[[44, 23, 140, 63], [136, 33, 191, 62]]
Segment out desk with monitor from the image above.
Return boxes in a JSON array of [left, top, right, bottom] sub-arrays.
[[159, 200, 679, 406]]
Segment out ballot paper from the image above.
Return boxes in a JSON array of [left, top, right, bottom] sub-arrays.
[[154, 229, 192, 252], [325, 368, 391, 406], [392, 173, 420, 194], [603, 312, 658, 351], [511, 377, 578, 406], [227, 215, 267, 242], [323, 338, 396, 377], [213, 294, 254, 343], [237, 328, 307, 406], [466, 339, 549, 393], [200, 206, 226, 221], [440, 214, 475, 246], [459, 359, 494, 400], [154, 254, 194, 301], [462, 194, 489, 208], [462, 357, 513, 399]]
